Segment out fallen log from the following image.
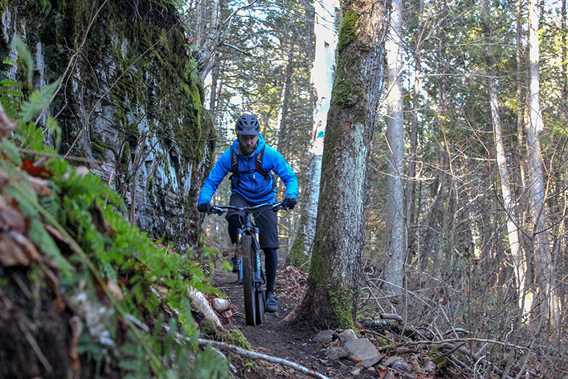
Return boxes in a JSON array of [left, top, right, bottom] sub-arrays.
[[198, 338, 330, 379]]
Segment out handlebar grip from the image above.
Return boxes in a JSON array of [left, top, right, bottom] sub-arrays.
[[208, 206, 224, 215]]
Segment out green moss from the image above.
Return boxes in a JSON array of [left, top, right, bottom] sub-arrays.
[[337, 10, 359, 52], [0, 0, 9, 14], [200, 320, 252, 350], [288, 232, 309, 267], [428, 348, 448, 368], [91, 133, 109, 160], [328, 286, 355, 329], [330, 10, 364, 109], [223, 329, 252, 350]]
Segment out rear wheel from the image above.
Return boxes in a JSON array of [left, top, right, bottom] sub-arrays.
[[240, 235, 258, 326]]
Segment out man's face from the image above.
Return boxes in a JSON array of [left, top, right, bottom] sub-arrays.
[[238, 134, 258, 155]]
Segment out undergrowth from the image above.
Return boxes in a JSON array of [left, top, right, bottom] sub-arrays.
[[0, 35, 228, 378]]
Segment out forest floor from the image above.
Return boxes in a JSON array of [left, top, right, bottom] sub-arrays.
[[213, 264, 381, 379]]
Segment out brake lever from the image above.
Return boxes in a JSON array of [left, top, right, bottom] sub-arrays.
[[272, 203, 285, 212]]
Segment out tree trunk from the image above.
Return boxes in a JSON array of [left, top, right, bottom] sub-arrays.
[[276, 47, 294, 154], [383, 0, 406, 296], [481, 0, 527, 316], [289, 0, 339, 266], [195, 0, 208, 48], [406, 0, 424, 264], [563, 0, 567, 111], [294, 0, 386, 328], [527, 0, 552, 326]]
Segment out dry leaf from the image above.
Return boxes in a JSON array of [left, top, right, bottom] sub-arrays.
[[69, 316, 83, 371], [10, 231, 41, 262], [0, 109, 16, 138], [91, 204, 114, 236], [0, 233, 30, 266], [106, 280, 124, 301], [21, 159, 51, 178], [28, 176, 52, 197], [0, 204, 26, 233]]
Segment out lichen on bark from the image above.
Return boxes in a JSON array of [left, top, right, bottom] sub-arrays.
[[1, 0, 215, 248]]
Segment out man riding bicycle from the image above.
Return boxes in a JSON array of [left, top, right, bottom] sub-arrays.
[[197, 113, 298, 313]]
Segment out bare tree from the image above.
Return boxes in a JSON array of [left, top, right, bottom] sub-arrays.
[[481, 0, 527, 315], [527, 0, 552, 326], [383, 0, 406, 296]]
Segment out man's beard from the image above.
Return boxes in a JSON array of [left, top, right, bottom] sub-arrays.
[[240, 143, 256, 155]]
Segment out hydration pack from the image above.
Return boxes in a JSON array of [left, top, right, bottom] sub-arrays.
[[230, 145, 276, 190]]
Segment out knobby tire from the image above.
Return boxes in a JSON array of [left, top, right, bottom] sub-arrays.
[[241, 235, 258, 326]]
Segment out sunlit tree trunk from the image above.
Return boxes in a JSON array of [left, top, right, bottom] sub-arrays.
[[383, 0, 406, 296], [289, 0, 339, 266], [481, 0, 527, 316], [295, 0, 386, 328], [527, 0, 552, 326], [406, 0, 424, 264]]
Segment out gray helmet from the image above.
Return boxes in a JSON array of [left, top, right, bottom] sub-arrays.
[[235, 113, 260, 136]]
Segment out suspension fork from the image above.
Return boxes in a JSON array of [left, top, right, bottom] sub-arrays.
[[251, 226, 263, 284]]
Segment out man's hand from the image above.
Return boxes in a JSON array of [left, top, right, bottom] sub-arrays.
[[282, 197, 297, 210], [197, 202, 211, 213]]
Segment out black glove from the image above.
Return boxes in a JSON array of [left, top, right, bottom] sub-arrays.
[[282, 197, 297, 210], [197, 202, 211, 213]]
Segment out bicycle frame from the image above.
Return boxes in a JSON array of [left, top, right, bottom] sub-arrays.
[[208, 202, 284, 325]]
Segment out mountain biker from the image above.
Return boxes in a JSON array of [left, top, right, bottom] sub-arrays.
[[197, 112, 298, 313]]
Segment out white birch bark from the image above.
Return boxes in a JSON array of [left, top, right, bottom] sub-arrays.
[[383, 0, 406, 296], [481, 0, 527, 316], [527, 0, 552, 324], [290, 0, 338, 260]]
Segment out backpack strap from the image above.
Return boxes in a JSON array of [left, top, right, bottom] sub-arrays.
[[230, 149, 238, 176], [255, 145, 270, 180]]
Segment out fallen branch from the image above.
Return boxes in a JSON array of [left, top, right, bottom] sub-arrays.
[[381, 337, 529, 352], [188, 288, 225, 331], [198, 338, 329, 379]]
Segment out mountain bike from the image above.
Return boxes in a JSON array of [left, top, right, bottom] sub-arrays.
[[208, 201, 285, 326]]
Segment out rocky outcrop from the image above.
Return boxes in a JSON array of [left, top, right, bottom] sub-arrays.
[[0, 1, 214, 249]]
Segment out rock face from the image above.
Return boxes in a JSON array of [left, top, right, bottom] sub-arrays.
[[0, 1, 215, 249]]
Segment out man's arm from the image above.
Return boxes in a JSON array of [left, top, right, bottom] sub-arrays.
[[197, 149, 231, 206], [269, 148, 298, 200]]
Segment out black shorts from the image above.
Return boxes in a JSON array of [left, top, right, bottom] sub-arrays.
[[226, 192, 279, 249]]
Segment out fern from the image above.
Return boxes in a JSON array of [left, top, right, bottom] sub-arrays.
[[10, 35, 33, 86], [20, 79, 60, 123], [0, 37, 229, 379]]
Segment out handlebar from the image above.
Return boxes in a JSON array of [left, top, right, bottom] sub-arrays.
[[207, 201, 287, 215]]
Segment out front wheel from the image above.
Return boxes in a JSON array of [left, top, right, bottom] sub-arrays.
[[240, 235, 260, 326]]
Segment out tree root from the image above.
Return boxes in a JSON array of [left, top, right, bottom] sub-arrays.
[[198, 338, 330, 379]]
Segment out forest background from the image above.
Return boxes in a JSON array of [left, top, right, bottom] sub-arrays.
[[0, 0, 567, 377]]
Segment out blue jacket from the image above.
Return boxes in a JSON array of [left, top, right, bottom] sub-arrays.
[[198, 135, 298, 206]]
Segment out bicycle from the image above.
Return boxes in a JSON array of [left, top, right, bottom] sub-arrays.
[[207, 201, 286, 326]]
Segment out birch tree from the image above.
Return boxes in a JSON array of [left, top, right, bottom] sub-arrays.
[[527, 0, 552, 324], [383, 0, 406, 296], [481, 0, 527, 315], [289, 0, 339, 266], [294, 0, 385, 328]]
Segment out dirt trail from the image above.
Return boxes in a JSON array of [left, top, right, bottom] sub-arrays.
[[213, 267, 374, 378]]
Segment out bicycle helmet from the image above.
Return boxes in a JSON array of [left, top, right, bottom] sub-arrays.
[[235, 113, 260, 136]]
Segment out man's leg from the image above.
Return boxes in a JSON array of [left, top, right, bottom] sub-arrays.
[[254, 205, 279, 312], [263, 248, 278, 294]]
